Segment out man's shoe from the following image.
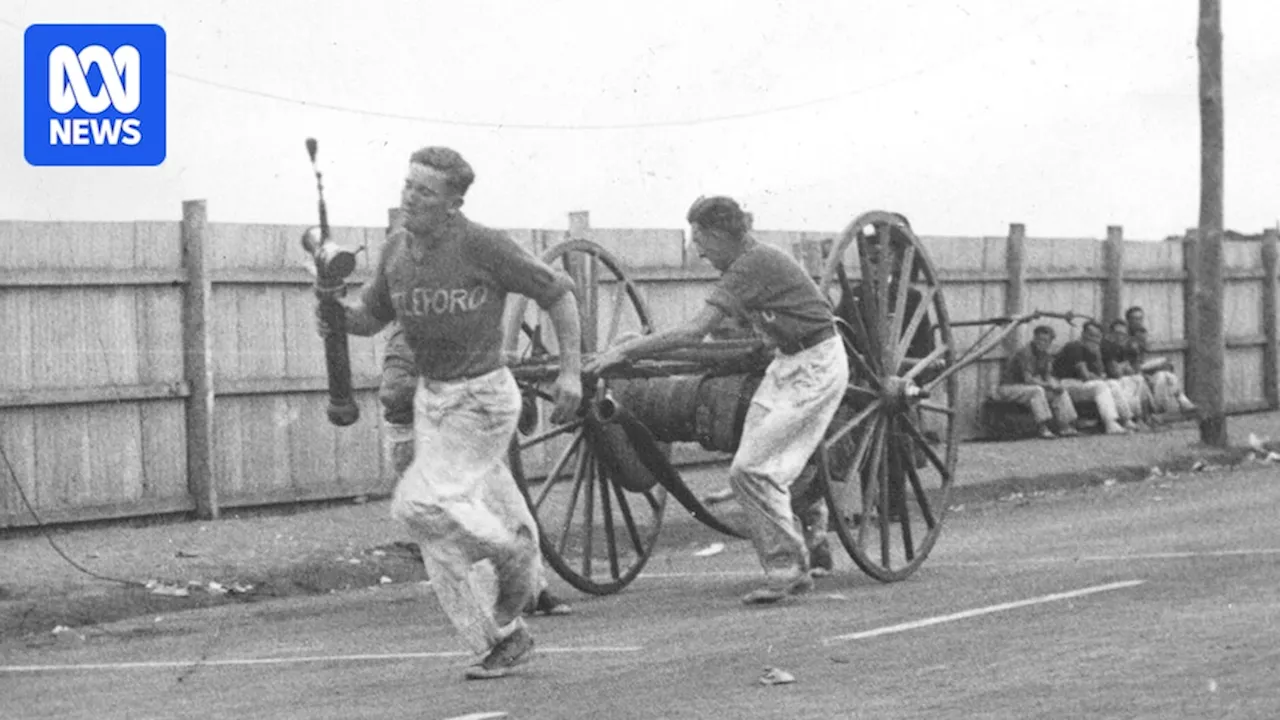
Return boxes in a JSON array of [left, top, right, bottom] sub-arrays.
[[1056, 426, 1080, 438], [742, 574, 814, 605], [464, 626, 535, 680], [1037, 426, 1057, 439], [809, 542, 834, 578], [527, 590, 572, 617]]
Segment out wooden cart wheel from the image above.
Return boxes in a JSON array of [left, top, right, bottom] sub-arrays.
[[815, 211, 959, 583], [503, 239, 668, 595]]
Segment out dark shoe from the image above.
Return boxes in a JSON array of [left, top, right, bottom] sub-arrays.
[[742, 574, 814, 605], [809, 542, 834, 578], [526, 590, 572, 616], [464, 626, 535, 680]]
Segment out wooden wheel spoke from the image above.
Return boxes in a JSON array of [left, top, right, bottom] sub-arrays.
[[598, 464, 620, 579], [556, 444, 590, 556], [857, 421, 887, 549], [824, 401, 881, 452], [888, 432, 916, 561], [517, 418, 583, 451], [917, 400, 955, 416], [642, 488, 662, 512], [889, 244, 917, 369], [838, 330, 883, 387], [839, 414, 883, 487], [898, 440, 937, 531], [846, 383, 879, 401], [613, 480, 646, 556], [875, 226, 895, 370], [580, 453, 596, 577], [877, 432, 891, 568], [533, 433, 584, 511], [898, 414, 951, 482], [902, 345, 949, 383], [894, 284, 936, 368], [854, 251, 886, 369]]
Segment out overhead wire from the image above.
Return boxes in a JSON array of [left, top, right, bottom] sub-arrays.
[[2, 10, 1058, 130]]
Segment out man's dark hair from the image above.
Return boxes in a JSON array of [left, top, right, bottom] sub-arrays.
[[1082, 320, 1103, 334], [1109, 319, 1128, 332], [1032, 325, 1055, 338], [1124, 305, 1144, 321], [687, 196, 750, 242], [409, 146, 476, 197]]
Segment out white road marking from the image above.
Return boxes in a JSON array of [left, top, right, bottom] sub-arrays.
[[936, 547, 1280, 567], [0, 646, 642, 674], [639, 570, 757, 579], [827, 579, 1145, 643], [442, 713, 508, 720]]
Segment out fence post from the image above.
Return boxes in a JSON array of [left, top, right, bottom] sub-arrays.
[[1003, 223, 1026, 355], [181, 199, 218, 520], [1182, 227, 1201, 403], [1262, 228, 1279, 409], [1103, 225, 1125, 325], [567, 211, 597, 355]]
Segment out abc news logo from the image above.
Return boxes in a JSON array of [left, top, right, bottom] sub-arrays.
[[48, 44, 143, 146], [24, 24, 166, 167]]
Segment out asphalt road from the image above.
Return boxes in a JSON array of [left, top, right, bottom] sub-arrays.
[[3, 462, 1279, 720]]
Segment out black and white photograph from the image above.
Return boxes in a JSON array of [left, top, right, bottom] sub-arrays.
[[2, 1, 1279, 717]]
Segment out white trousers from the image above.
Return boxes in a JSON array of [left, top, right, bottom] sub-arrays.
[[989, 384, 1078, 426], [1060, 379, 1122, 425], [1111, 375, 1153, 419], [390, 367, 542, 656], [1146, 370, 1195, 413], [729, 335, 849, 587]]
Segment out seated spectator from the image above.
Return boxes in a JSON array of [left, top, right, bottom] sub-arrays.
[[1051, 321, 1133, 434], [1124, 306, 1197, 415], [1102, 319, 1156, 428], [989, 325, 1079, 439]]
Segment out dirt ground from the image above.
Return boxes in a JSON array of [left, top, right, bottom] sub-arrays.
[[2, 410, 1277, 646]]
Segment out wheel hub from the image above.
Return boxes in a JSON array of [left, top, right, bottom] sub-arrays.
[[880, 376, 927, 411]]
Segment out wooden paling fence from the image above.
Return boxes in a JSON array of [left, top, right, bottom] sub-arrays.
[[0, 202, 1276, 528]]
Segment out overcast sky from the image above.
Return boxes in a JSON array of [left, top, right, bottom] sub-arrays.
[[1, 0, 1277, 240]]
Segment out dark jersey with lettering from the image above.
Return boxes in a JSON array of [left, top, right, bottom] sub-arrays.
[[705, 241, 834, 349], [363, 217, 572, 381]]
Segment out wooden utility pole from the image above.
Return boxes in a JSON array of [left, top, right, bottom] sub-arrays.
[[1195, 0, 1228, 446]]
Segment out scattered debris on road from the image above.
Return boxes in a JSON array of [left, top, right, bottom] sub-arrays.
[[758, 667, 796, 686], [51, 625, 85, 644], [693, 542, 726, 558]]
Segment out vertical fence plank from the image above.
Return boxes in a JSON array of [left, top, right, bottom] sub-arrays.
[[1103, 225, 1124, 324], [1003, 223, 1025, 354], [1262, 228, 1279, 409], [182, 200, 218, 519]]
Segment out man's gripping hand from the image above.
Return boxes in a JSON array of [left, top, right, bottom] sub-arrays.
[[550, 372, 583, 425]]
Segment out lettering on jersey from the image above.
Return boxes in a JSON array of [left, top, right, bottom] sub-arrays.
[[392, 285, 489, 318]]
